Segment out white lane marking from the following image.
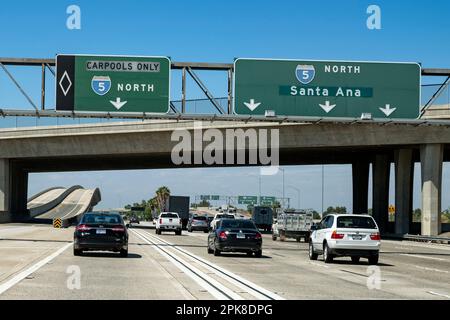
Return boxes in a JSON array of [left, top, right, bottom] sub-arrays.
[[427, 291, 450, 299], [0, 242, 72, 295], [415, 265, 449, 274], [146, 232, 270, 300], [309, 262, 330, 269], [384, 240, 450, 251], [145, 230, 285, 300], [132, 229, 242, 300], [400, 254, 447, 261]]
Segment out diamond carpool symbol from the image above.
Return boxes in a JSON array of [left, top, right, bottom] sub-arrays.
[[59, 71, 72, 96]]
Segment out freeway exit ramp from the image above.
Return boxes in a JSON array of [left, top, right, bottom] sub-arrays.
[[27, 186, 101, 222]]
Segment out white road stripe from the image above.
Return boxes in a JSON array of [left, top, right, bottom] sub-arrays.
[[400, 253, 447, 261], [309, 262, 330, 269], [145, 230, 285, 300], [0, 242, 72, 295], [427, 291, 450, 299], [145, 231, 270, 300], [132, 229, 243, 300], [415, 265, 449, 273]]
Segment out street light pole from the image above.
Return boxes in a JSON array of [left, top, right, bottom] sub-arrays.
[[287, 186, 301, 209], [321, 165, 324, 215], [280, 168, 285, 208], [258, 174, 261, 205]]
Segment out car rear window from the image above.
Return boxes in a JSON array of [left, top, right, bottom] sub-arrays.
[[193, 216, 207, 220], [218, 214, 235, 219], [161, 213, 178, 218], [337, 216, 377, 229], [221, 220, 256, 229], [83, 214, 122, 224]]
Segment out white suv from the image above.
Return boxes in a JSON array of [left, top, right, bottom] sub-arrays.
[[309, 214, 381, 265]]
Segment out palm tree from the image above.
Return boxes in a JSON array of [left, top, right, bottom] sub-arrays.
[[155, 186, 171, 213]]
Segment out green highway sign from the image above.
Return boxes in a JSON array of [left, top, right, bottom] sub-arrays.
[[260, 196, 276, 205], [200, 195, 220, 200], [238, 196, 258, 205], [234, 58, 421, 119], [56, 54, 170, 113]]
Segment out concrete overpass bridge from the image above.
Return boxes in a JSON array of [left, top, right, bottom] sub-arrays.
[[0, 117, 450, 236]]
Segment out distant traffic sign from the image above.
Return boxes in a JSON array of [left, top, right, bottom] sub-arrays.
[[56, 54, 170, 113], [234, 58, 421, 119], [260, 196, 276, 205], [238, 196, 258, 205]]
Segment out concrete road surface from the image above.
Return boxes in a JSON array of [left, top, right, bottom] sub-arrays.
[[0, 223, 449, 300]]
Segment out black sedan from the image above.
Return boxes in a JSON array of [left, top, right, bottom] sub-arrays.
[[74, 212, 128, 257], [207, 219, 262, 257]]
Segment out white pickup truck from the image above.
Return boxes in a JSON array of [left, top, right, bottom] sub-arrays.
[[156, 212, 182, 235]]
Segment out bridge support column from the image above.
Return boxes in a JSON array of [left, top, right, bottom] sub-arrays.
[[0, 159, 11, 223], [372, 154, 390, 234], [394, 149, 414, 235], [420, 144, 443, 236], [352, 160, 369, 214]]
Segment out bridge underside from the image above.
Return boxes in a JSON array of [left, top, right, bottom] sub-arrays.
[[1, 121, 450, 235]]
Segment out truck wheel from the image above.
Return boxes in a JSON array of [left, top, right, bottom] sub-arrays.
[[255, 250, 262, 258], [368, 254, 379, 265], [351, 256, 361, 264], [280, 231, 286, 242], [272, 235, 277, 241], [176, 229, 182, 235]]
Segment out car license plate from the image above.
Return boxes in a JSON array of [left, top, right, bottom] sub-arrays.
[[237, 233, 245, 239], [96, 229, 106, 235], [352, 235, 362, 240]]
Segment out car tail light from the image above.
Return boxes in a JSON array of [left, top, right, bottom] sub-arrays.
[[159, 218, 162, 224], [255, 232, 262, 239], [331, 230, 344, 239], [370, 233, 381, 240], [76, 224, 91, 232], [219, 231, 228, 240], [112, 226, 125, 232]]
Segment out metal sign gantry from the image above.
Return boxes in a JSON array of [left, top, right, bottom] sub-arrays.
[[0, 57, 449, 122]]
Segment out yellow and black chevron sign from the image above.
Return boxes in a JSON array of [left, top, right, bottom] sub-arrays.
[[53, 218, 62, 228]]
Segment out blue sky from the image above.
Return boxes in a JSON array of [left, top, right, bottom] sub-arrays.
[[2, 1, 450, 211]]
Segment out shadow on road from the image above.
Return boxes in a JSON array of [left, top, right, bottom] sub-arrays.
[[324, 259, 394, 267], [0, 238, 72, 244], [79, 252, 142, 259], [215, 253, 272, 259]]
